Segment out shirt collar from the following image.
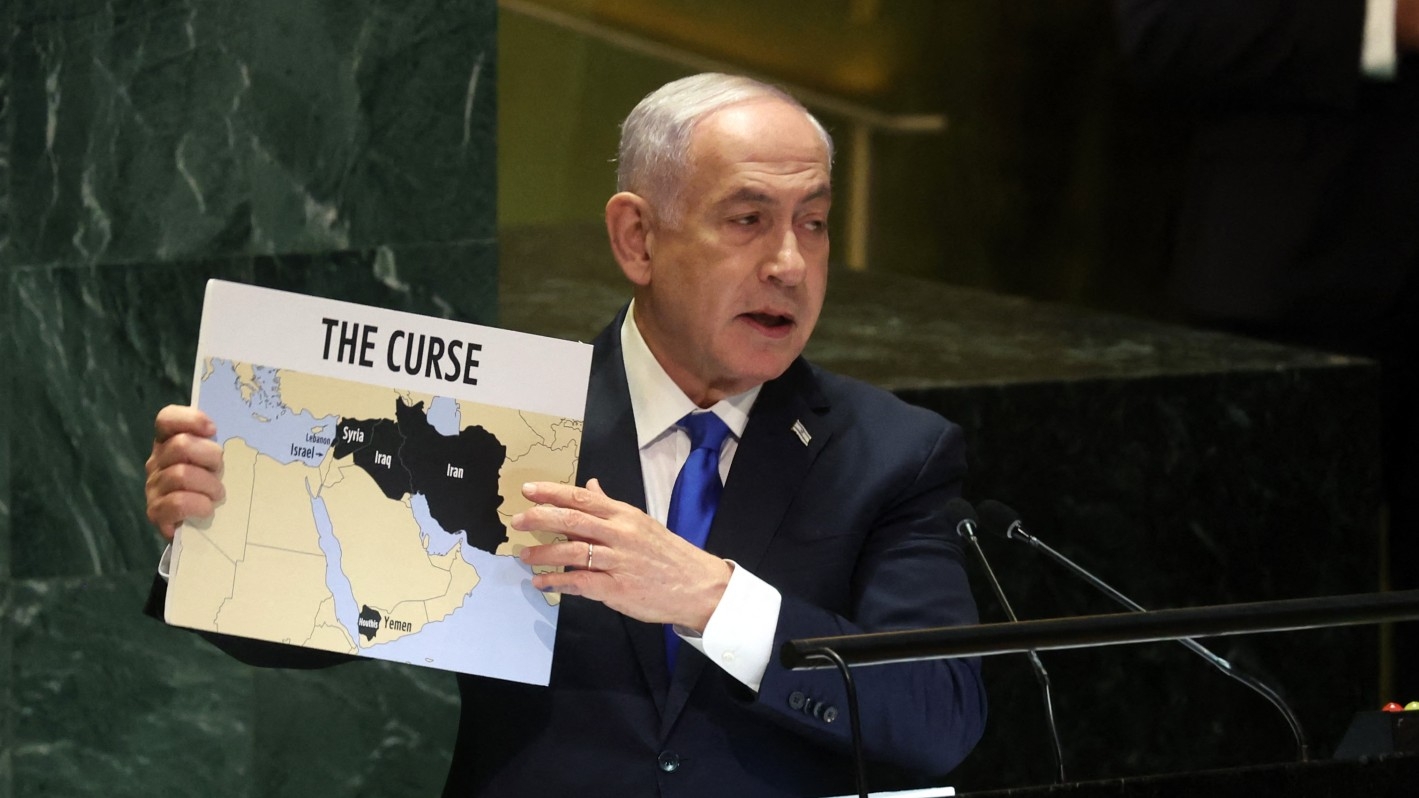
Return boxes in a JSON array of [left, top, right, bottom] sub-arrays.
[[620, 300, 761, 449]]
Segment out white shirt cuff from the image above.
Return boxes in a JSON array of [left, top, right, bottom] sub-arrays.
[[158, 542, 173, 581], [1363, 0, 1399, 79], [676, 560, 781, 693]]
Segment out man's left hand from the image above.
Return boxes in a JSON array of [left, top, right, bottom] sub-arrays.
[[514, 479, 733, 632]]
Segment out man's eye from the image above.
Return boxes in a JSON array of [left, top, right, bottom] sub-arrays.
[[732, 214, 760, 226]]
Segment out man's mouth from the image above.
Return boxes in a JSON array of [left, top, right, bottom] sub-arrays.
[[743, 312, 793, 328]]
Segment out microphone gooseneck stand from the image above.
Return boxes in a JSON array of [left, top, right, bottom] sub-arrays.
[[949, 499, 1067, 783], [976, 499, 1310, 762], [795, 646, 868, 798]]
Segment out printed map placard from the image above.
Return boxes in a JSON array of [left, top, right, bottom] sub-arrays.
[[165, 280, 592, 685]]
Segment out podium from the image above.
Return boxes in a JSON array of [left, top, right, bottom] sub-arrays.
[[785, 589, 1419, 798], [960, 755, 1419, 798]]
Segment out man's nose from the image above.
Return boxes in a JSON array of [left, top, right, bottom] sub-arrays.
[[764, 227, 806, 286]]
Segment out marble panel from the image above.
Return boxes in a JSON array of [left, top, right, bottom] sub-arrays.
[[2, 271, 12, 585], [7, 572, 254, 798], [1, 11, 12, 770], [241, 0, 497, 254], [6, 0, 494, 268], [2, 1, 497, 793], [1, 275, 12, 798], [1, 1, 12, 266], [5, 240, 495, 580], [250, 663, 458, 797], [1, 581, 13, 798]]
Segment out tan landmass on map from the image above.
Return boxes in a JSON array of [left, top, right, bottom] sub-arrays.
[[363, 544, 483, 646], [246, 457, 325, 553], [304, 596, 357, 652], [209, 438, 259, 563], [233, 361, 259, 402], [165, 439, 260, 628], [216, 544, 332, 645], [166, 520, 238, 630], [471, 405, 550, 466], [322, 460, 465, 612]]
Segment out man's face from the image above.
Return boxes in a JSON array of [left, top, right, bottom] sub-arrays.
[[633, 98, 832, 406]]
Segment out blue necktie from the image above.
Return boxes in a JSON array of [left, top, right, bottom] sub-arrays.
[[664, 411, 732, 671]]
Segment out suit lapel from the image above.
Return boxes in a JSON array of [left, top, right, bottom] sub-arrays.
[[579, 312, 671, 710], [708, 359, 832, 571], [659, 358, 833, 735], [581, 313, 647, 516]]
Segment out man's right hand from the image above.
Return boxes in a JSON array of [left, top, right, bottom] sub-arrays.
[[145, 405, 225, 541]]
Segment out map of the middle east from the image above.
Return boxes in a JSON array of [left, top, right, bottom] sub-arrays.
[[165, 357, 581, 684]]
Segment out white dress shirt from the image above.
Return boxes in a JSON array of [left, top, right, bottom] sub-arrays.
[[619, 302, 783, 692], [1364, 0, 1399, 79]]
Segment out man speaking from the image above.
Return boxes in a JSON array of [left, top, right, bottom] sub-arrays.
[[145, 73, 986, 797]]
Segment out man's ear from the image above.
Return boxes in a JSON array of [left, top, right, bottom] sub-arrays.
[[606, 192, 655, 286]]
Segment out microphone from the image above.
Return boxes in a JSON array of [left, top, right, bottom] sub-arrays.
[[947, 498, 1066, 783], [976, 500, 1310, 762]]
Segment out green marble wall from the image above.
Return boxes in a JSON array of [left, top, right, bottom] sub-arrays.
[[0, 2, 496, 795]]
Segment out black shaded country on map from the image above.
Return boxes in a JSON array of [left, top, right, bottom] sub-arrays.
[[359, 605, 383, 641], [332, 398, 509, 555], [331, 417, 411, 500]]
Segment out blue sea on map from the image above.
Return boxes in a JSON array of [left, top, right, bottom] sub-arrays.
[[413, 493, 461, 556], [200, 360, 338, 468], [309, 488, 364, 643], [426, 396, 462, 436], [363, 548, 558, 681], [389, 492, 557, 678]]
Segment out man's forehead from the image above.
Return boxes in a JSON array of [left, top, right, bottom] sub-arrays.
[[689, 99, 830, 168], [712, 183, 833, 209]]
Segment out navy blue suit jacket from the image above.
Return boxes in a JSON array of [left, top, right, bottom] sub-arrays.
[[148, 312, 987, 797], [442, 313, 985, 797]]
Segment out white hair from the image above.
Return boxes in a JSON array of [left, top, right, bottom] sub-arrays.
[[616, 73, 834, 225]]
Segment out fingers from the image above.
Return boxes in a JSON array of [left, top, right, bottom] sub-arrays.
[[521, 480, 614, 517], [513, 478, 733, 627], [154, 405, 215, 443], [145, 405, 224, 539], [529, 566, 610, 598], [144, 460, 225, 541], [512, 480, 625, 545], [520, 539, 600, 571], [146, 461, 226, 506], [147, 431, 224, 476], [146, 491, 218, 542], [518, 539, 616, 599]]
